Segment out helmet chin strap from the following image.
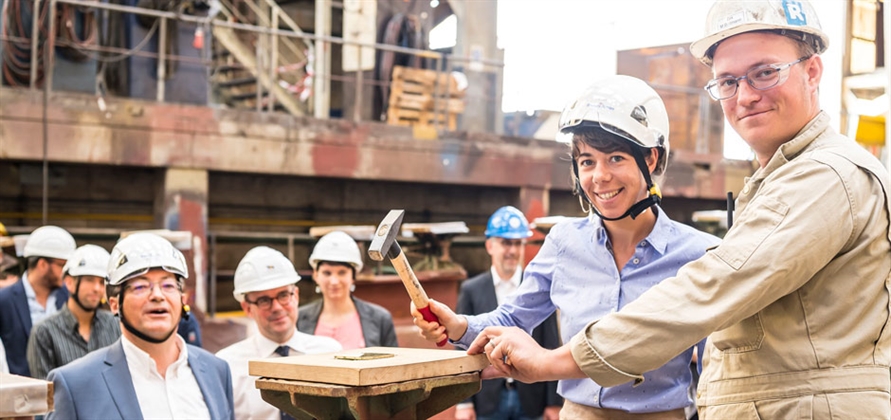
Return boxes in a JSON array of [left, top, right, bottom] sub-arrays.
[[116, 290, 180, 344], [574, 146, 662, 221], [70, 278, 98, 313]]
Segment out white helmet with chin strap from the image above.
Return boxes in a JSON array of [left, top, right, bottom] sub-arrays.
[[308, 231, 364, 272], [64, 244, 111, 312], [690, 0, 829, 66], [558, 75, 669, 221], [232, 246, 300, 303], [64, 244, 111, 278], [107, 233, 188, 286]]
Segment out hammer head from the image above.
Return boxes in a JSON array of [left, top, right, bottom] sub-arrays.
[[368, 209, 405, 261]]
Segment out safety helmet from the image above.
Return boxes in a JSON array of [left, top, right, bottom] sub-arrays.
[[107, 233, 188, 286], [690, 0, 829, 66], [63, 244, 111, 278], [558, 75, 670, 175], [23, 225, 76, 260], [308, 231, 364, 272], [558, 75, 669, 221], [0, 222, 13, 249], [485, 206, 532, 239], [232, 246, 300, 303]]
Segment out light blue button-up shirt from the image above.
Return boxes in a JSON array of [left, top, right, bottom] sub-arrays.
[[457, 208, 720, 413], [22, 271, 60, 327]]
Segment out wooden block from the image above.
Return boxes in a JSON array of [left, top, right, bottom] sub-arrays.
[[249, 347, 489, 386], [0, 373, 54, 417]]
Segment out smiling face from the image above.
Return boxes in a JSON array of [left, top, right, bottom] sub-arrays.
[[485, 237, 525, 280], [242, 285, 298, 344], [712, 32, 822, 167], [573, 132, 657, 220], [110, 268, 183, 343], [312, 261, 355, 303]]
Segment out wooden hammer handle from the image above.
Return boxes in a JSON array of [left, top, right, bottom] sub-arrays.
[[390, 250, 447, 347]]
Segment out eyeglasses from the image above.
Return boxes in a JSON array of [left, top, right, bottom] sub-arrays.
[[497, 239, 525, 248], [704, 57, 809, 101], [244, 290, 294, 310], [125, 280, 182, 297]]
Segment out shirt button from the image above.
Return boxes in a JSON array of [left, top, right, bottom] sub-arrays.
[[639, 241, 647, 247], [743, 185, 750, 194], [632, 258, 640, 264]]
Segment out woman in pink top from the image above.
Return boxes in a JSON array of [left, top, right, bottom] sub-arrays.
[[297, 231, 398, 349]]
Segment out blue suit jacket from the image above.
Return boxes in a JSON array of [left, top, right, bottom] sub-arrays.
[[46, 339, 234, 420], [0, 277, 68, 376]]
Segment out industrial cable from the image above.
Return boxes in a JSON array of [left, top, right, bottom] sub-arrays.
[[377, 12, 427, 121], [1, 0, 50, 86], [56, 3, 97, 62]]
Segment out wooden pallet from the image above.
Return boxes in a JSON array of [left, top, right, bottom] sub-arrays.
[[387, 66, 465, 132]]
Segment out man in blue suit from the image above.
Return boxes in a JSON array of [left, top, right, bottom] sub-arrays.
[[455, 207, 563, 420], [0, 225, 75, 376], [47, 233, 234, 419]]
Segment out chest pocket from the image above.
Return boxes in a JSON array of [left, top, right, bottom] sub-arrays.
[[713, 195, 788, 270], [711, 312, 764, 353]]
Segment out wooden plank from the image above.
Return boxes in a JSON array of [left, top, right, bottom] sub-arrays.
[[0, 373, 54, 417], [249, 347, 489, 386], [402, 222, 468, 235]]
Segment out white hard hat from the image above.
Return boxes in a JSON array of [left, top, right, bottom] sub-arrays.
[[558, 75, 670, 175], [23, 225, 76, 260], [63, 244, 111, 278], [308, 231, 363, 272], [107, 233, 188, 286], [690, 0, 829, 66], [232, 246, 300, 303]]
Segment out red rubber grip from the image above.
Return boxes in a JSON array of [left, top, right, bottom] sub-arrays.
[[418, 305, 447, 347]]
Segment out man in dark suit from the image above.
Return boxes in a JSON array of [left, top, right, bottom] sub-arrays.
[[47, 233, 234, 419], [0, 225, 75, 376], [455, 206, 562, 420]]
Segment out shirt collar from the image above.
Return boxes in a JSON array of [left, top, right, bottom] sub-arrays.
[[58, 304, 79, 332], [490, 265, 521, 288], [121, 333, 188, 375], [22, 271, 36, 300], [761, 111, 830, 176], [591, 206, 669, 255], [255, 328, 305, 357]]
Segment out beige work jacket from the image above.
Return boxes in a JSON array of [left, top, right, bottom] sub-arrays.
[[569, 112, 891, 419]]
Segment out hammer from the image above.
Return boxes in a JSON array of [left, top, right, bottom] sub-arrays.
[[368, 209, 447, 347]]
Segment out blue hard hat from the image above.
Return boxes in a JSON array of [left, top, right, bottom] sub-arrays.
[[485, 206, 532, 239]]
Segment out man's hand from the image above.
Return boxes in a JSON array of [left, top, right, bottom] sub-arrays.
[[469, 326, 585, 384], [543, 405, 561, 420], [410, 299, 467, 343]]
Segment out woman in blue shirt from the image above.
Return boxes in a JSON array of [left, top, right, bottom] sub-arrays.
[[413, 75, 720, 419]]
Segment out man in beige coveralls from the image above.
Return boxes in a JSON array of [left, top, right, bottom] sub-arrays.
[[468, 1, 891, 418]]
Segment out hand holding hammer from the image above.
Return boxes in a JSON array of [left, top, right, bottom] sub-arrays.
[[369, 210, 450, 347]]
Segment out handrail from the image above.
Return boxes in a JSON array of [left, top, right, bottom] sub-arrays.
[[13, 0, 506, 129]]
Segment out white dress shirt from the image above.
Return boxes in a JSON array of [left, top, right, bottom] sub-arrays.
[[121, 334, 211, 420], [490, 265, 521, 306], [216, 329, 342, 420]]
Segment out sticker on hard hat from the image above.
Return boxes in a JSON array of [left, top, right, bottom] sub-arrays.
[[716, 12, 746, 30], [782, 0, 807, 26]]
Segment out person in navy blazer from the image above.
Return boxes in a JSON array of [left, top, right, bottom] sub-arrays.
[[0, 225, 75, 377], [454, 207, 563, 420], [47, 233, 234, 419]]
